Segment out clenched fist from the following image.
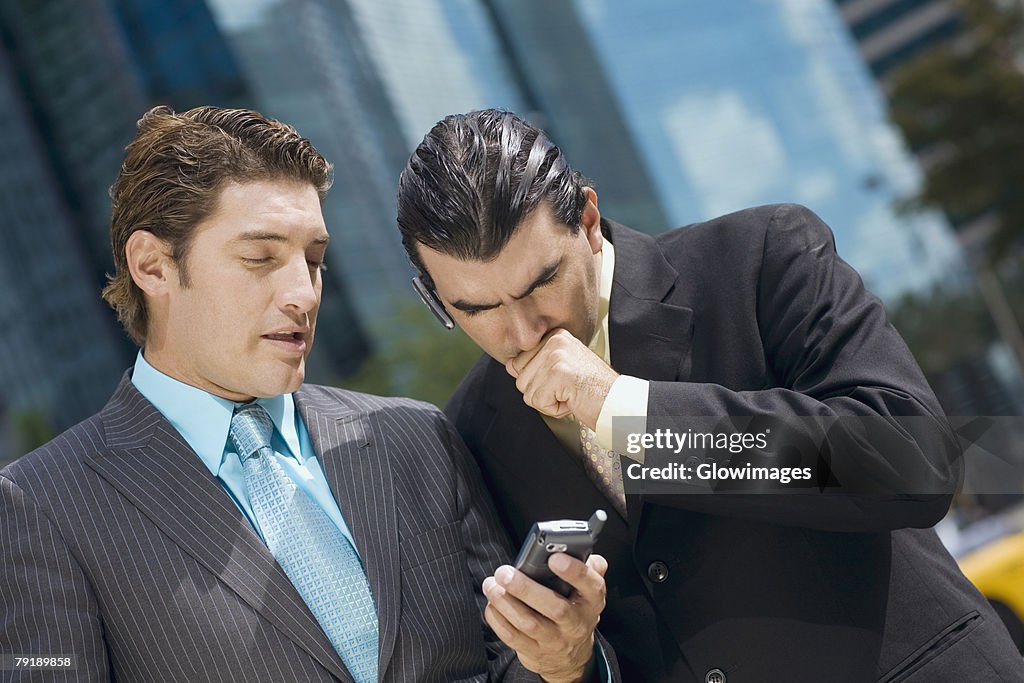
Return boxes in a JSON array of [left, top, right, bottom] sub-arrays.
[[506, 328, 619, 430]]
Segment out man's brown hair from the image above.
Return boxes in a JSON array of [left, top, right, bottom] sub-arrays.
[[102, 105, 333, 346]]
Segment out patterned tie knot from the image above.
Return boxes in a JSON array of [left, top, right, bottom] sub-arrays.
[[230, 403, 274, 463]]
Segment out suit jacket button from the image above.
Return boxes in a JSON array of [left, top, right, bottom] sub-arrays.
[[705, 668, 726, 683], [647, 560, 669, 583]]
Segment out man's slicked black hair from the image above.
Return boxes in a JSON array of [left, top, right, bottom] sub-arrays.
[[397, 109, 590, 289]]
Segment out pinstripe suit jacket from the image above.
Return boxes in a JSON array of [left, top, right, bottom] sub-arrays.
[[0, 374, 545, 682]]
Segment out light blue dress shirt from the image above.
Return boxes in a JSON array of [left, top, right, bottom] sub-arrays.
[[131, 352, 359, 554]]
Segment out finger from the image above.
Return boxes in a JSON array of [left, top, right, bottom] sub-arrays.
[[495, 564, 575, 625], [535, 400, 573, 419], [512, 341, 552, 395], [508, 327, 567, 378], [525, 392, 572, 420], [485, 603, 539, 652], [520, 346, 564, 406], [520, 390, 570, 419], [522, 374, 572, 419], [507, 342, 544, 379], [519, 344, 575, 415], [483, 575, 501, 603], [586, 553, 609, 578], [549, 553, 606, 607], [489, 566, 554, 638], [517, 361, 562, 415]]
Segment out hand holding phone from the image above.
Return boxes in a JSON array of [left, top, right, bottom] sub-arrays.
[[513, 509, 607, 597]]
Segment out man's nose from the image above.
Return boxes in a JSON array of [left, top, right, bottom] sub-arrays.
[[506, 304, 547, 353], [280, 257, 319, 313]]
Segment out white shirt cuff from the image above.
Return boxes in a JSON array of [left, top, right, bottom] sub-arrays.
[[596, 375, 649, 463]]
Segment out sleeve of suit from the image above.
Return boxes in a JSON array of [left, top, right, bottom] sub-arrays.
[[439, 413, 620, 683], [0, 473, 110, 681], [642, 204, 961, 533]]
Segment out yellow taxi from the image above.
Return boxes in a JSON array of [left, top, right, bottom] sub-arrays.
[[940, 505, 1024, 652], [958, 529, 1024, 649]]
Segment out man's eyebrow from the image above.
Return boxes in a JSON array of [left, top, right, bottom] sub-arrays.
[[230, 231, 330, 246], [449, 259, 561, 312]]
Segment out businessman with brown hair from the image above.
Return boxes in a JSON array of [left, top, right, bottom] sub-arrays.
[[0, 105, 614, 682]]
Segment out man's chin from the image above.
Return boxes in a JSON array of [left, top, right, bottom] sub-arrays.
[[250, 366, 305, 398], [278, 370, 305, 396]]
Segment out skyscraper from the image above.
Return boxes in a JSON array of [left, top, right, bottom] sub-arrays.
[[0, 0, 148, 293], [0, 38, 126, 455], [572, 0, 964, 301], [833, 0, 1024, 414], [835, 0, 963, 78], [481, 0, 671, 232], [0, 0, 370, 458]]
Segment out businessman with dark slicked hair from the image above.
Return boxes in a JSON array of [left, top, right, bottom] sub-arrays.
[[396, 108, 1024, 682]]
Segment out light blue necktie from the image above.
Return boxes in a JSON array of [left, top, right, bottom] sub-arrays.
[[229, 403, 379, 683]]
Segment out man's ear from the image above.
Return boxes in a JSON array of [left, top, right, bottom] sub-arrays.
[[125, 231, 175, 297], [581, 187, 603, 254]]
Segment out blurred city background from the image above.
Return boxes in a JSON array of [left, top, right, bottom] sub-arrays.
[[2, 2, 1023, 478]]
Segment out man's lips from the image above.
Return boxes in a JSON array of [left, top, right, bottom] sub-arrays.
[[261, 330, 308, 352], [263, 331, 306, 342]]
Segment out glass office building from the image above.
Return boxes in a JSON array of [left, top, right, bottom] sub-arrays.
[[340, 0, 670, 232], [0, 41, 126, 454], [834, 0, 962, 79], [573, 0, 964, 301], [0, 0, 369, 454], [831, 0, 1024, 413]]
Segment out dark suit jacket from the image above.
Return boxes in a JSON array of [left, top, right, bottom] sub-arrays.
[[0, 376, 547, 682], [447, 204, 1024, 682]]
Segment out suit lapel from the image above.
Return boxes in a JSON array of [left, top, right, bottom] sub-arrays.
[[604, 220, 694, 384], [92, 378, 406, 680], [296, 390, 401, 682], [85, 376, 352, 682], [82, 376, 352, 679], [604, 221, 695, 528]]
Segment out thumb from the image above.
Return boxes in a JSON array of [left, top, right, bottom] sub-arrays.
[[586, 553, 608, 577]]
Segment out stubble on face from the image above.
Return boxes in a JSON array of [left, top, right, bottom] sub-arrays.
[[417, 201, 602, 363], [144, 179, 328, 401]]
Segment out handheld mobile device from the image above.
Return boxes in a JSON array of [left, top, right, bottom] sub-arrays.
[[513, 509, 607, 597]]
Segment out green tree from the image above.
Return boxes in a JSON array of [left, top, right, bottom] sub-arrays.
[[888, 0, 1024, 261], [342, 299, 483, 408], [887, 284, 995, 376], [12, 408, 55, 457]]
